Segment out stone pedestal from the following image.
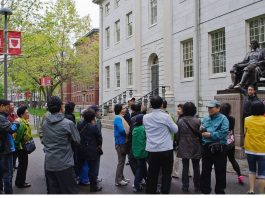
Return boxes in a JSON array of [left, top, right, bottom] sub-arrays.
[[215, 89, 265, 159]]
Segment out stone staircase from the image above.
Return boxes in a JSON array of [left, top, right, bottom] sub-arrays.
[[101, 113, 114, 130]]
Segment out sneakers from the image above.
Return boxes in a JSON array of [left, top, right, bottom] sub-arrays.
[[247, 191, 255, 194], [238, 175, 244, 184], [115, 180, 128, 186], [97, 178, 103, 183], [90, 185, 102, 192], [132, 186, 143, 192], [123, 178, 130, 183]]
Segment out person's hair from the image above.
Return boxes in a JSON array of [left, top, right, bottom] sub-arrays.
[[17, 106, 28, 117], [82, 109, 96, 123], [177, 104, 184, 109], [131, 103, 141, 112], [114, 103, 123, 115], [220, 103, 231, 116], [162, 100, 167, 109], [65, 102, 75, 114], [251, 39, 260, 48], [183, 102, 197, 116], [251, 101, 265, 116], [0, 99, 11, 106], [248, 84, 257, 91], [47, 96, 62, 114], [150, 96, 163, 109]]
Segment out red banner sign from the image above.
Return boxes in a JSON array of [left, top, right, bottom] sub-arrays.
[[0, 30, 3, 54], [40, 77, 52, 86], [8, 31, 22, 55]]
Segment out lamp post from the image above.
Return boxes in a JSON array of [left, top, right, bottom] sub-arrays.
[[0, 7, 12, 99], [81, 89, 86, 109]]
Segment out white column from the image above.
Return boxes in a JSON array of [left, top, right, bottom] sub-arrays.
[[163, 0, 174, 99], [133, 0, 142, 98], [99, 5, 104, 105]]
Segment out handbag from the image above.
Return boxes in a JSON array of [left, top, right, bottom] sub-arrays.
[[208, 142, 224, 154], [23, 138, 36, 154]]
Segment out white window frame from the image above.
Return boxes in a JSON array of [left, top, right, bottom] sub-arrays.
[[105, 66, 110, 89], [249, 15, 265, 48], [115, 20, 120, 43], [105, 2, 110, 16], [181, 39, 193, 80], [127, 58, 133, 86], [105, 27, 110, 48], [210, 29, 226, 76], [127, 12, 133, 37], [150, 0, 157, 26], [115, 0, 120, 8], [115, 63, 120, 88]]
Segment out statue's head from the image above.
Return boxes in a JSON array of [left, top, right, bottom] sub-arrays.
[[250, 39, 259, 49]]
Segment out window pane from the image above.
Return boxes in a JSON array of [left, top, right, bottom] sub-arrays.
[[127, 59, 133, 86], [182, 39, 193, 78], [249, 16, 265, 48], [115, 63, 120, 87], [106, 66, 110, 89], [211, 29, 226, 74]]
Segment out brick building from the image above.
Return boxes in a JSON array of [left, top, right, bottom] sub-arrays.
[[62, 28, 99, 108]]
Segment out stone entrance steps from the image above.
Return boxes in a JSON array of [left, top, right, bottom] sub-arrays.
[[101, 113, 114, 130]]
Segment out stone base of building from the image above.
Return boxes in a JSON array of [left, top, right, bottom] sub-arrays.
[[215, 89, 265, 159]]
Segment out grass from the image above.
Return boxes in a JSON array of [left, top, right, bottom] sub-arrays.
[[28, 107, 47, 117]]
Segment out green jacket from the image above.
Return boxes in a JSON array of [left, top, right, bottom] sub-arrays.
[[132, 125, 148, 159], [15, 118, 33, 150]]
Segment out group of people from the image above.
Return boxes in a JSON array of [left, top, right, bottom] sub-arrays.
[[113, 88, 265, 194], [0, 100, 34, 194]]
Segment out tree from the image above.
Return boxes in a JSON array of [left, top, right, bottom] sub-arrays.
[[7, 0, 91, 102]]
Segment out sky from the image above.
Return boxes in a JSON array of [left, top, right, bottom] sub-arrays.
[[75, 0, 99, 28]]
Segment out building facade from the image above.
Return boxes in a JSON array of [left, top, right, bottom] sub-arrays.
[[93, 0, 265, 116], [62, 28, 100, 108]]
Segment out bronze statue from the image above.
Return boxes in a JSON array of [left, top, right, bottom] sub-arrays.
[[228, 40, 265, 89]]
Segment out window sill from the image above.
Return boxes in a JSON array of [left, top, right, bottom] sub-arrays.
[[180, 77, 194, 83], [105, 46, 109, 50], [126, 35, 133, 39], [114, 87, 121, 91], [104, 89, 111, 92], [209, 73, 226, 79], [115, 41, 120, 45], [148, 23, 157, 29]]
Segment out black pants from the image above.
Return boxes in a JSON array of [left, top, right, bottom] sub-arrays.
[[182, 158, 200, 190], [200, 145, 227, 194], [45, 167, 78, 194], [15, 150, 28, 187], [77, 158, 98, 188], [146, 150, 173, 194], [227, 146, 241, 176], [129, 150, 137, 176]]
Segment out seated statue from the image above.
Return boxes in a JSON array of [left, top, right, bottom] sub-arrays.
[[228, 40, 265, 89]]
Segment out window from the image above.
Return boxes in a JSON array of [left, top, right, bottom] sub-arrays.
[[249, 16, 265, 48], [115, 0, 120, 8], [127, 58, 133, 86], [115, 63, 120, 88], [105, 2, 110, 15], [150, 0, 157, 25], [127, 12, 133, 37], [105, 66, 110, 89], [105, 27, 110, 48], [115, 20, 120, 43], [210, 29, 226, 74], [182, 39, 193, 78]]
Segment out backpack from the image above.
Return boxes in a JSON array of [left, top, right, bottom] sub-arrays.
[[132, 125, 148, 159]]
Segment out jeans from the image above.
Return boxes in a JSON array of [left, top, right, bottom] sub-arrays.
[[146, 150, 173, 194], [246, 154, 265, 179], [200, 145, 227, 194], [129, 150, 137, 176], [134, 158, 147, 190], [0, 153, 13, 194]]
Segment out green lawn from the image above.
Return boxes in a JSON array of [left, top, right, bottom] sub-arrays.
[[28, 108, 47, 117]]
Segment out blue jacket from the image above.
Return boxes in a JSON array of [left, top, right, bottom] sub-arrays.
[[201, 112, 229, 145], [114, 115, 126, 145], [0, 112, 17, 154]]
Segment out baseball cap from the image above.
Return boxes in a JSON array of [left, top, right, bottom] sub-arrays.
[[90, 105, 99, 112], [206, 100, 221, 108], [128, 97, 135, 102]]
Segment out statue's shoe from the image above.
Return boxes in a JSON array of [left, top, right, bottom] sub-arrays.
[[234, 83, 243, 88], [227, 84, 235, 89]]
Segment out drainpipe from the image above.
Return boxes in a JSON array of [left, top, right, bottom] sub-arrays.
[[194, 0, 200, 110], [99, 5, 103, 105]]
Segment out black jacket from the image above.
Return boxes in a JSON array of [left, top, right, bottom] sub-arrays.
[[77, 120, 102, 160]]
